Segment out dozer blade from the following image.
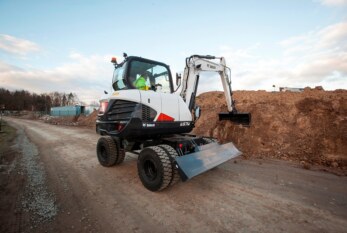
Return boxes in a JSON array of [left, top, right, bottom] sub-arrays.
[[175, 142, 241, 181], [219, 112, 251, 126]]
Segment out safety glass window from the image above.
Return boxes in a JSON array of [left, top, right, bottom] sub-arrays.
[[112, 66, 126, 90], [130, 60, 171, 93]]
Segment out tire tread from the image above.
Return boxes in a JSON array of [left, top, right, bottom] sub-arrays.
[[138, 146, 173, 191], [158, 144, 181, 186]]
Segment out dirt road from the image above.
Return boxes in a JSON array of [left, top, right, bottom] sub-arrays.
[[4, 117, 347, 233]]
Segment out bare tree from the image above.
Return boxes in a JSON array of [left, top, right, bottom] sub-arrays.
[[0, 88, 53, 112], [67, 93, 74, 105], [62, 94, 67, 106]]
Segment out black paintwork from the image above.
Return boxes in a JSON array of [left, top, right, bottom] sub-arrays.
[[96, 117, 194, 140], [96, 99, 194, 141]]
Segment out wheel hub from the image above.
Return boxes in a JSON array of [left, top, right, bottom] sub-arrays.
[[144, 159, 157, 181], [99, 145, 107, 161]]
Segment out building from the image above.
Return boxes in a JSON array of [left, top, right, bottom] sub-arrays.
[[50, 105, 85, 116], [279, 87, 304, 92]]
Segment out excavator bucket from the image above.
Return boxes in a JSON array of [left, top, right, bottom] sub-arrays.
[[175, 142, 242, 181], [219, 112, 251, 126]]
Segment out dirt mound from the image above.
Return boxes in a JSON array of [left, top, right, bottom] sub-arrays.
[[41, 115, 79, 126], [38, 110, 98, 128], [193, 90, 347, 173], [39, 91, 346, 173], [77, 110, 98, 128]]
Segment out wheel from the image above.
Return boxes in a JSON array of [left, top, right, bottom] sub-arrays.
[[113, 137, 125, 165], [96, 136, 118, 167], [158, 144, 181, 186], [137, 146, 173, 191]]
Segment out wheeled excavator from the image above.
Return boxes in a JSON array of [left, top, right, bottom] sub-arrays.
[[96, 54, 251, 191]]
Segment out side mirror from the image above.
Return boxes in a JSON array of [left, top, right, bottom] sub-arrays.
[[194, 106, 201, 120], [176, 73, 182, 86]]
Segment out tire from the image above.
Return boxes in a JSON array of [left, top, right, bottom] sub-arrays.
[[158, 144, 181, 186], [113, 137, 125, 165], [96, 136, 118, 167], [137, 146, 173, 191]]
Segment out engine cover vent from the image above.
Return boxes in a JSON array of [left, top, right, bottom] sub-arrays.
[[142, 105, 157, 122], [107, 100, 137, 121]]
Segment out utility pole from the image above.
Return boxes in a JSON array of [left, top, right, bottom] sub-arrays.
[[0, 104, 5, 133]]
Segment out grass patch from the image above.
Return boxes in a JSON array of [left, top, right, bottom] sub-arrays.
[[0, 120, 17, 154]]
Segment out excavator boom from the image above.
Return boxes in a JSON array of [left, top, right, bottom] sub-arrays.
[[179, 55, 251, 126]]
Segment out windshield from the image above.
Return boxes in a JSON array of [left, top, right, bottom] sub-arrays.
[[129, 60, 171, 93], [112, 63, 126, 91]]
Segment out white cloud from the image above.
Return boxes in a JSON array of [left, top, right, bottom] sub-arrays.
[[0, 34, 40, 56], [318, 22, 347, 49], [279, 21, 347, 84], [204, 21, 347, 92], [320, 0, 347, 6], [0, 52, 118, 103], [1, 21, 346, 104]]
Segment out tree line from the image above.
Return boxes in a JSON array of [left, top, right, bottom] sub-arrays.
[[0, 88, 80, 112]]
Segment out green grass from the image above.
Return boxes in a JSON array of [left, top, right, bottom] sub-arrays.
[[0, 120, 17, 153]]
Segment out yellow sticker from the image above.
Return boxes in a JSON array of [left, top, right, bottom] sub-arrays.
[[113, 92, 119, 96]]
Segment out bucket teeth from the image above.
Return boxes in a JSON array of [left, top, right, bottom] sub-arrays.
[[219, 112, 251, 126]]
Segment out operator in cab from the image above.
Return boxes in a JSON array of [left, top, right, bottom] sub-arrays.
[[133, 71, 151, 90]]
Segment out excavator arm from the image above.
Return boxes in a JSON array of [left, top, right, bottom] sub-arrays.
[[179, 55, 251, 125]]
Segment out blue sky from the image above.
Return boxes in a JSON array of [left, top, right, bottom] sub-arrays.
[[0, 0, 346, 103]]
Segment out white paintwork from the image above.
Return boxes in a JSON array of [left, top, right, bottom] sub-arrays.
[[178, 95, 193, 121], [180, 56, 234, 112], [139, 90, 162, 119], [109, 89, 141, 103], [139, 91, 189, 122], [107, 89, 192, 122], [160, 93, 179, 121]]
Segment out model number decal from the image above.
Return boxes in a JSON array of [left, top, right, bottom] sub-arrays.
[[180, 122, 190, 127], [207, 64, 216, 69], [143, 123, 155, 127]]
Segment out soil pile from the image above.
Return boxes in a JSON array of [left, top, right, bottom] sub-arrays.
[[45, 90, 347, 172], [77, 110, 98, 128], [193, 89, 347, 172], [38, 110, 98, 128], [41, 115, 78, 126]]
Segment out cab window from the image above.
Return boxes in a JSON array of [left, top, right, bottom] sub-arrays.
[[152, 65, 171, 93], [112, 65, 126, 91], [112, 59, 171, 93], [129, 60, 171, 93]]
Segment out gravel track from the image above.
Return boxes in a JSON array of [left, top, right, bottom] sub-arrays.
[[12, 128, 57, 223], [5, 117, 347, 233]]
